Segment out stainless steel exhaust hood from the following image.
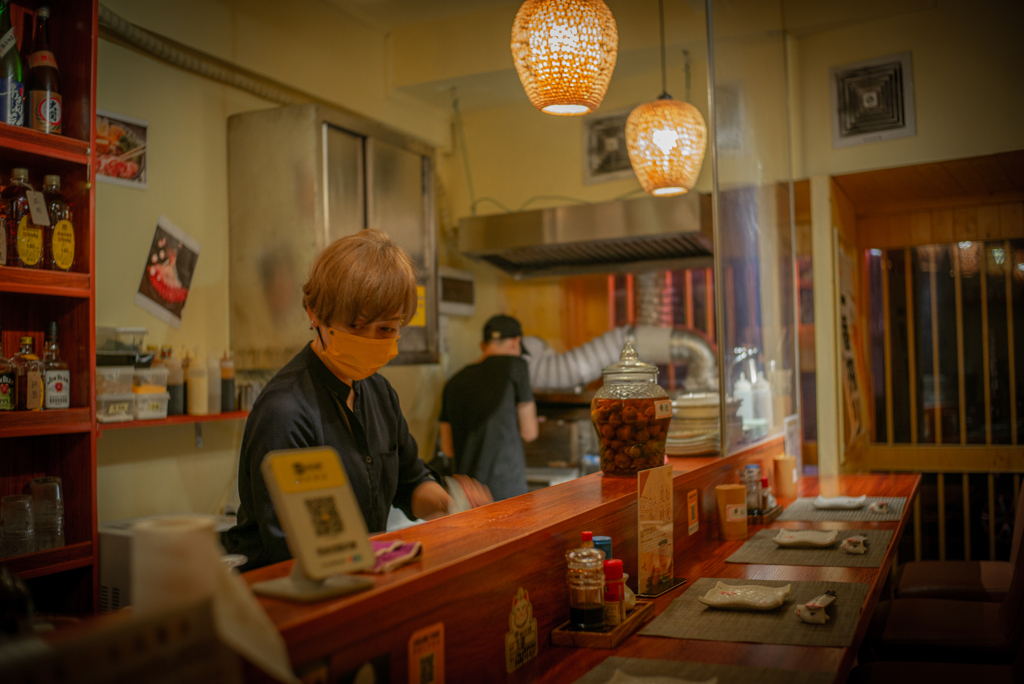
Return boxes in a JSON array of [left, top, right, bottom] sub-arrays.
[[458, 192, 712, 279]]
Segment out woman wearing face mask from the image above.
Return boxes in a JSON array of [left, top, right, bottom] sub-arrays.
[[224, 230, 488, 571]]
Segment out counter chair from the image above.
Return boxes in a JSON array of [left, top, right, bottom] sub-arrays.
[[895, 485, 1023, 602], [847, 642, 1023, 684], [860, 526, 1024, 665]]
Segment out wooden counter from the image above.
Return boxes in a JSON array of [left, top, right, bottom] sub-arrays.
[[243, 439, 920, 683]]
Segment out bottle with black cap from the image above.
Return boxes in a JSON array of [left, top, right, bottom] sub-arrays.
[[42, 321, 69, 410]]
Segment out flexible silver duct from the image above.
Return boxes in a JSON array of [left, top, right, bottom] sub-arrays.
[[99, 4, 308, 106], [523, 326, 718, 393]]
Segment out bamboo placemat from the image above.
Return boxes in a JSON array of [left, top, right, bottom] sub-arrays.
[[639, 578, 870, 648], [776, 497, 905, 522], [726, 529, 894, 568], [572, 657, 836, 684]]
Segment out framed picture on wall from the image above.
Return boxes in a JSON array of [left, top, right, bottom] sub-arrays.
[[830, 51, 916, 148], [582, 105, 637, 185], [97, 109, 148, 189]]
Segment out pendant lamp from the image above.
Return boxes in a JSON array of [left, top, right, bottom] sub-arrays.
[[511, 0, 618, 116], [625, 0, 707, 196]]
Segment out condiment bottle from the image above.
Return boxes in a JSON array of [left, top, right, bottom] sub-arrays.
[[26, 6, 60, 135], [220, 351, 235, 413], [603, 559, 626, 626], [206, 354, 221, 415], [744, 464, 761, 514], [164, 347, 184, 416], [593, 535, 613, 560], [42, 174, 73, 271], [566, 547, 605, 632], [13, 335, 42, 411], [760, 476, 770, 513], [0, 323, 16, 411], [581, 530, 594, 548], [186, 350, 208, 416], [180, 348, 191, 411]]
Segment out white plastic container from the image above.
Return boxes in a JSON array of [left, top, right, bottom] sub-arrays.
[[733, 372, 753, 424], [96, 366, 134, 396], [187, 359, 209, 416], [133, 367, 169, 393], [752, 371, 774, 427], [97, 394, 134, 423], [96, 327, 148, 352], [206, 355, 221, 415], [134, 392, 170, 420]]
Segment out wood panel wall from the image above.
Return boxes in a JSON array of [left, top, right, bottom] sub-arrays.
[[857, 202, 1024, 251]]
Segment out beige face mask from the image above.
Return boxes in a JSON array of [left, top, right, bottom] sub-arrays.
[[314, 322, 400, 381]]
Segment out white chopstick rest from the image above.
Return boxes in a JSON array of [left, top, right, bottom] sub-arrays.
[[840, 535, 869, 554], [868, 501, 889, 513], [795, 591, 836, 624]]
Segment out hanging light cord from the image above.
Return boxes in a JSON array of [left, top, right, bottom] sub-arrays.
[[659, 0, 669, 99], [683, 49, 691, 103]]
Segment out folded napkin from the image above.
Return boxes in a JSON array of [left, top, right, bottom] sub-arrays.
[[369, 540, 422, 574]]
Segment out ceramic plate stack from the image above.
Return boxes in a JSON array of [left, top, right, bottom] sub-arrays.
[[665, 393, 741, 456]]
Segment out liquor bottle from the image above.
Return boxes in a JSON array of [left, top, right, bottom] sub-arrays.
[[0, 0, 24, 127], [42, 322, 69, 410], [13, 336, 42, 411], [27, 6, 59, 135], [43, 174, 73, 271], [0, 324, 15, 411], [18, 7, 31, 72], [2, 168, 44, 269]]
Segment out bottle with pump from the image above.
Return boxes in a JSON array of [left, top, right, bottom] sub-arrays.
[[220, 351, 235, 413], [0, 324, 15, 411], [26, 6, 60, 135], [0, 0, 25, 127], [206, 354, 221, 416], [43, 175, 73, 271], [186, 349, 208, 416], [2, 167, 43, 268], [42, 321, 68, 410], [13, 336, 42, 411]]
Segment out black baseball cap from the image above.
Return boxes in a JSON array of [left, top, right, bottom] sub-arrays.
[[483, 314, 529, 354]]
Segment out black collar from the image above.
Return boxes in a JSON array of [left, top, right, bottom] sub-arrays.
[[302, 342, 354, 404]]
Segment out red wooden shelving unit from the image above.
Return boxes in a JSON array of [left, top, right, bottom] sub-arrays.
[[0, 0, 99, 615]]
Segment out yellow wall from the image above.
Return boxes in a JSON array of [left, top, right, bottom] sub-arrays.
[[95, 0, 452, 522]]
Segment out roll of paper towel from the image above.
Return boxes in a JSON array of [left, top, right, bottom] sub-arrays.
[[132, 516, 298, 683]]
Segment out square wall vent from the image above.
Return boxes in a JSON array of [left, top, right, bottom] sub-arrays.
[[830, 51, 916, 148]]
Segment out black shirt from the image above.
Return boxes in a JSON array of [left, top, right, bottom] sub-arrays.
[[439, 355, 534, 501], [224, 344, 433, 571]]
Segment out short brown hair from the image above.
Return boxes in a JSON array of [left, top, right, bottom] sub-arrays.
[[302, 229, 418, 327]]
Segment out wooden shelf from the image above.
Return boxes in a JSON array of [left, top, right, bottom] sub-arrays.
[[0, 267, 91, 298], [99, 410, 250, 432], [0, 123, 91, 164], [3, 541, 94, 580], [0, 408, 93, 438]]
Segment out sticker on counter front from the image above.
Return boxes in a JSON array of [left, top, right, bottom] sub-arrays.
[[409, 622, 444, 684], [655, 399, 672, 420], [505, 587, 538, 673], [726, 504, 747, 522], [26, 190, 50, 226], [687, 489, 699, 535], [409, 285, 427, 327], [638, 464, 674, 596]]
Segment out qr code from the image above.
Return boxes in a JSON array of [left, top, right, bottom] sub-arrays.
[[419, 653, 434, 684], [304, 496, 344, 537]]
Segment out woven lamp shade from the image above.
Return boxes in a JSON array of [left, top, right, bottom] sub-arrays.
[[511, 0, 618, 116], [625, 98, 707, 196]]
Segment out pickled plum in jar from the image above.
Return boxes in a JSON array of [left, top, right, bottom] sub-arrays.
[[592, 397, 671, 474], [590, 341, 672, 476]]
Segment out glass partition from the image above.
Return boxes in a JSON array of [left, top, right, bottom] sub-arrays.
[[707, 0, 798, 455]]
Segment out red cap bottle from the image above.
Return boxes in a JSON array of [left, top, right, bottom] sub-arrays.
[[603, 558, 623, 580], [581, 531, 594, 547]]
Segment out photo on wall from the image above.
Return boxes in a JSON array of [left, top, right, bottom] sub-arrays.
[[96, 109, 148, 189], [134, 216, 200, 329]]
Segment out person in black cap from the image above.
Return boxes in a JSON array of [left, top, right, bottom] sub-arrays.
[[439, 315, 539, 501]]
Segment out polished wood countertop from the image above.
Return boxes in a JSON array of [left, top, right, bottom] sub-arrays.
[[241, 440, 920, 682]]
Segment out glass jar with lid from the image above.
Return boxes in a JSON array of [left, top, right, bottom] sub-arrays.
[[590, 341, 672, 476]]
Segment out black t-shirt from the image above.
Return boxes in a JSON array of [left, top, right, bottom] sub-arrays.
[[439, 355, 534, 501], [224, 344, 433, 571]]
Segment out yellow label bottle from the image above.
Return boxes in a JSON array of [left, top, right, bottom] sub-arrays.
[[43, 176, 74, 271], [16, 215, 43, 268]]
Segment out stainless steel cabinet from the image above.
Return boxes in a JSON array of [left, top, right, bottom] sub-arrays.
[[227, 104, 437, 370]]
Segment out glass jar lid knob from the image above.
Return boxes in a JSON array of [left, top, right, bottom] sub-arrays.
[[602, 340, 658, 376]]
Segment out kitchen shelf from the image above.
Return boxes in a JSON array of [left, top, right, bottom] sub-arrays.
[[0, 268, 91, 298], [2, 541, 94, 580], [0, 408, 93, 438], [99, 410, 250, 432], [0, 123, 91, 164]]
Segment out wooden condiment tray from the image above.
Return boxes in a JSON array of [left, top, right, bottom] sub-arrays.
[[550, 600, 656, 649], [748, 505, 783, 525]]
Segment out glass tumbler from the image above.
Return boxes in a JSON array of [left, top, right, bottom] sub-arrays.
[[1, 495, 35, 557], [30, 476, 64, 550]]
